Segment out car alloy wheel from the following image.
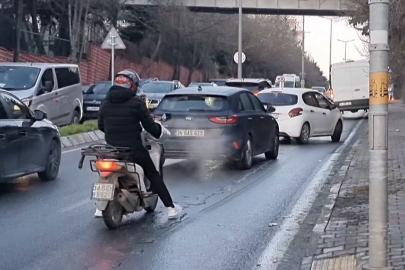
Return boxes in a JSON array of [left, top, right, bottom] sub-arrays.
[[245, 139, 253, 168], [297, 123, 310, 145]]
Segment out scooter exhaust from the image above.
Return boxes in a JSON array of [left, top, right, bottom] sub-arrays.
[[118, 193, 135, 212]]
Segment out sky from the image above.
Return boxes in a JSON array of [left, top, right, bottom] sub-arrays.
[[303, 16, 366, 78]]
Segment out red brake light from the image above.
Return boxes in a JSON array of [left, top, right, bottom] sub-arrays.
[[95, 161, 122, 171], [288, 108, 303, 118], [209, 116, 238, 124]]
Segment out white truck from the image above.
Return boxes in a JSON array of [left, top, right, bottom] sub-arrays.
[[274, 74, 300, 88], [331, 60, 369, 112]]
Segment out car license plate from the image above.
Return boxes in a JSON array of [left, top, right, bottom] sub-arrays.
[[270, 113, 279, 119], [175, 129, 204, 137], [91, 183, 114, 200], [87, 106, 99, 111], [340, 102, 352, 106]]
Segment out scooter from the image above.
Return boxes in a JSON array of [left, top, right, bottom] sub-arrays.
[[78, 123, 170, 230]]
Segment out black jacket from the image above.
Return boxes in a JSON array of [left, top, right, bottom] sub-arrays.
[[98, 85, 161, 149]]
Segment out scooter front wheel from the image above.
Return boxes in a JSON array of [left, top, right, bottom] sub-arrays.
[[102, 200, 124, 230]]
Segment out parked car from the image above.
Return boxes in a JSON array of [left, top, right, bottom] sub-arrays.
[[139, 77, 158, 88], [153, 86, 279, 170], [209, 79, 228, 86], [81, 81, 111, 123], [138, 80, 185, 111], [0, 63, 83, 126], [257, 88, 343, 144], [225, 78, 272, 96], [0, 90, 61, 182], [189, 82, 218, 87]]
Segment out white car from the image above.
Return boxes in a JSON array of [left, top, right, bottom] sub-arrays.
[[257, 88, 343, 144]]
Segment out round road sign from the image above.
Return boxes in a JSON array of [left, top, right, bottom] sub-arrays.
[[234, 52, 246, 64]]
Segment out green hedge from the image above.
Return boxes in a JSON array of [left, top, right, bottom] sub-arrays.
[[59, 121, 98, 137]]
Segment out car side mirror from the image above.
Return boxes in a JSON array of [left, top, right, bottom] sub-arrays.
[[34, 110, 47, 121], [263, 104, 276, 113]]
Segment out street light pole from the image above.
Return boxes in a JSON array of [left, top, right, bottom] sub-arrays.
[[337, 39, 355, 62], [365, 0, 391, 269], [237, 0, 243, 79], [329, 19, 333, 83], [301, 15, 305, 87]]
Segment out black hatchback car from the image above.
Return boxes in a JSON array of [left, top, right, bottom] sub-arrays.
[[153, 86, 279, 170], [0, 90, 61, 182], [82, 81, 111, 122]]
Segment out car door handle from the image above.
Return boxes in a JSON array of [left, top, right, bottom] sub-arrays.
[[248, 117, 253, 120], [0, 134, 5, 140], [19, 131, 27, 136], [54, 92, 59, 96], [310, 110, 315, 113], [323, 112, 327, 115], [354, 89, 360, 91], [260, 116, 265, 120]]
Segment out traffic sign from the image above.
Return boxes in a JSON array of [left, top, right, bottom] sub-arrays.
[[234, 52, 246, 64], [101, 27, 126, 50]]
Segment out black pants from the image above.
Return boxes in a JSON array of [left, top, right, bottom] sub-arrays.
[[130, 147, 174, 208]]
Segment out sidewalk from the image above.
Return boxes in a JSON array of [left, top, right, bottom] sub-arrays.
[[300, 101, 405, 270]]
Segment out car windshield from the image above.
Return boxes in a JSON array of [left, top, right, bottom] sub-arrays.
[[159, 95, 229, 112], [87, 83, 111, 95], [189, 83, 213, 87], [212, 80, 226, 86], [141, 82, 173, 93], [258, 92, 298, 106], [0, 66, 40, 90], [225, 82, 259, 91]]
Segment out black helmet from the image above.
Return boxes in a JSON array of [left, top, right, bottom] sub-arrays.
[[114, 69, 140, 92]]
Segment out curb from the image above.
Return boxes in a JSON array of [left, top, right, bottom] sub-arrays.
[[312, 138, 361, 234], [60, 130, 104, 149]]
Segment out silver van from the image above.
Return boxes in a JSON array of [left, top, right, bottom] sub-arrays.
[[0, 63, 83, 126]]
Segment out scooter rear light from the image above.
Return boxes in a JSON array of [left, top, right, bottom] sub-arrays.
[[95, 161, 122, 172], [209, 115, 238, 124], [288, 108, 303, 118]]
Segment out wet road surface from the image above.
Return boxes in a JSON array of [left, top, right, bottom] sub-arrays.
[[0, 116, 365, 270]]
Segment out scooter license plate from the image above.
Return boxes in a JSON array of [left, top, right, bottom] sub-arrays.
[[91, 183, 115, 200]]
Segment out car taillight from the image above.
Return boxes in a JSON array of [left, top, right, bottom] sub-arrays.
[[209, 115, 238, 124], [288, 108, 303, 118], [95, 161, 122, 172]]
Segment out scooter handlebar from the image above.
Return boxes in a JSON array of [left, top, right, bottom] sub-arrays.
[[142, 122, 171, 143]]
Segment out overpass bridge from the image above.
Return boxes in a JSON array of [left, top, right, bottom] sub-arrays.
[[126, 0, 353, 16]]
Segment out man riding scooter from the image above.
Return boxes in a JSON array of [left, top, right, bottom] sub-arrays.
[[96, 69, 182, 219]]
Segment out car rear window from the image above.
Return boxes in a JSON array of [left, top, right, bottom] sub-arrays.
[[158, 95, 229, 112], [225, 82, 259, 91], [257, 92, 298, 106]]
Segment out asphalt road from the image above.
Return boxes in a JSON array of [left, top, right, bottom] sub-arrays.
[[0, 115, 365, 270]]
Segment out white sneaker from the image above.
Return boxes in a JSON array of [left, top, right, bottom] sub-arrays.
[[94, 208, 103, 218], [168, 204, 183, 219]]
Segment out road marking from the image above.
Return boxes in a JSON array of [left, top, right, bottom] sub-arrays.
[[255, 118, 365, 270], [61, 199, 89, 213], [62, 147, 82, 154]]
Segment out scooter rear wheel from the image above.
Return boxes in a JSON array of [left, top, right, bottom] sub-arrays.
[[145, 196, 158, 213], [102, 200, 124, 230]]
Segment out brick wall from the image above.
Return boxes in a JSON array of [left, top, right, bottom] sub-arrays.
[[0, 45, 204, 86]]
